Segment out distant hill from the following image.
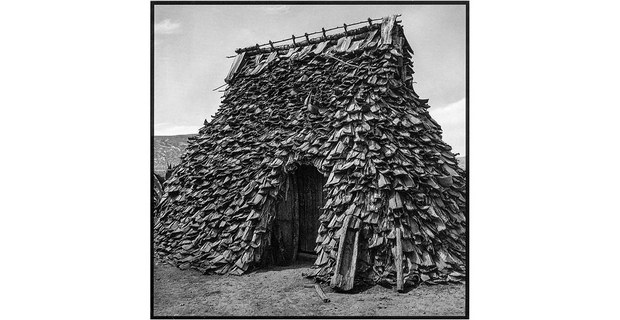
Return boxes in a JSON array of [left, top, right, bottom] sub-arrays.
[[154, 134, 467, 173], [154, 134, 195, 174]]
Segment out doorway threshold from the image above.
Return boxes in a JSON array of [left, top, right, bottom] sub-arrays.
[[297, 252, 318, 262]]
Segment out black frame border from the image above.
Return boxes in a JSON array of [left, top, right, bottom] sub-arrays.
[[150, 1, 470, 318]]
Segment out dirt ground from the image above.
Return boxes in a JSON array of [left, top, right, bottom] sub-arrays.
[[153, 259, 466, 317]]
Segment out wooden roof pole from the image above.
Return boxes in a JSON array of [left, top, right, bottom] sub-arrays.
[[234, 14, 401, 54]]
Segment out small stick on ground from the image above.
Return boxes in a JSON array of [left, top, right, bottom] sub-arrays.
[[314, 284, 330, 303]]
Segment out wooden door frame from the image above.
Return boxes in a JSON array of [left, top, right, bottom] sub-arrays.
[[296, 165, 324, 254], [273, 164, 325, 264], [273, 173, 300, 265], [288, 173, 300, 262]]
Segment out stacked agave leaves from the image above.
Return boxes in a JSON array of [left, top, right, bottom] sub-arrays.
[[153, 173, 164, 208], [154, 15, 466, 290]]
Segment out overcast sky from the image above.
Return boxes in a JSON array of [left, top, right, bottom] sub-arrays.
[[154, 4, 466, 155]]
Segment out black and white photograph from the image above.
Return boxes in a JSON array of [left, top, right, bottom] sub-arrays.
[[8, 1, 620, 320], [152, 1, 468, 318]]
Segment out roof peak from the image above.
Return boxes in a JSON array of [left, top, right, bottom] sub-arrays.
[[234, 14, 401, 55]]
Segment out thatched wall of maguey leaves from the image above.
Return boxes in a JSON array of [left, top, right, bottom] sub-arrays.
[[154, 15, 466, 291]]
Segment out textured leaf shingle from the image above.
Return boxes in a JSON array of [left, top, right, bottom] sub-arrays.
[[154, 16, 467, 287]]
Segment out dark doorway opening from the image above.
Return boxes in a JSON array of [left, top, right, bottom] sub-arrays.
[[273, 165, 326, 266], [297, 165, 325, 254]]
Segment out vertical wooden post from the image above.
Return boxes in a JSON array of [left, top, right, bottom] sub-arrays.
[[291, 174, 299, 261], [331, 215, 350, 288], [395, 227, 404, 292], [330, 215, 360, 291], [347, 228, 360, 290], [394, 31, 406, 83]]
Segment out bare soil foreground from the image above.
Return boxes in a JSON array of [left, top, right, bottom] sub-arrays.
[[153, 260, 465, 317]]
